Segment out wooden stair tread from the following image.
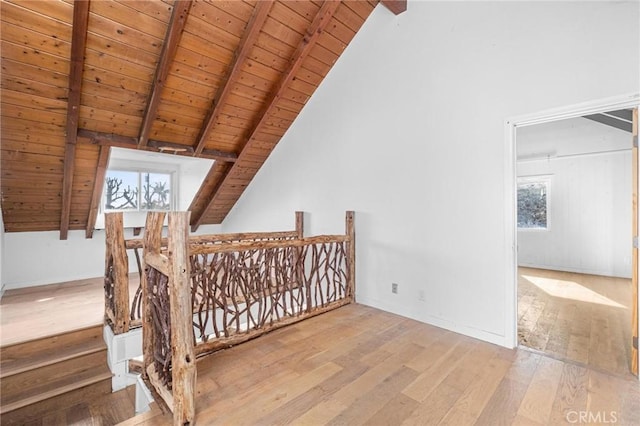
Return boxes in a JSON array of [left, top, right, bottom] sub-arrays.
[[1, 350, 112, 413], [1, 339, 106, 378], [0, 374, 114, 425], [0, 362, 112, 414], [0, 324, 104, 378]]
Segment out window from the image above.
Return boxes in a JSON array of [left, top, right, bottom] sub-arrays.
[[104, 170, 173, 212], [517, 176, 550, 229]]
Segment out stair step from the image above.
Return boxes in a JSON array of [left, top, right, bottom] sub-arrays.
[[0, 324, 105, 378], [0, 375, 113, 425], [1, 349, 112, 414], [117, 402, 169, 426]]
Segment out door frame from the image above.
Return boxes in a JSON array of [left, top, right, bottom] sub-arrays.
[[504, 93, 640, 375]]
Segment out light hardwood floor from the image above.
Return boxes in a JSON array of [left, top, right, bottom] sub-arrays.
[[3, 276, 638, 425], [0, 275, 139, 347], [518, 267, 632, 377], [126, 303, 640, 426]]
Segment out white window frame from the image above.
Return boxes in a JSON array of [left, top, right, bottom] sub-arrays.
[[517, 175, 551, 231], [103, 169, 176, 213], [100, 158, 179, 217]]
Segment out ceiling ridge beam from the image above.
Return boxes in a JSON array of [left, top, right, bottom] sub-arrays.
[[583, 114, 633, 133], [138, 0, 193, 148], [60, 0, 91, 240], [601, 111, 632, 124], [190, 0, 341, 231], [78, 129, 237, 162], [187, 162, 233, 229], [193, 0, 274, 156]]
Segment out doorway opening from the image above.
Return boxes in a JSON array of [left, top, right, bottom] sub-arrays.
[[504, 94, 639, 377]]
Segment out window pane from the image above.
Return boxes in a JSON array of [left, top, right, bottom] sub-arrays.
[[141, 173, 171, 210], [517, 181, 547, 229], [104, 171, 139, 210]]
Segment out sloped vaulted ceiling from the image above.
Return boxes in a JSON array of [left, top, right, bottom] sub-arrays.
[[0, 0, 405, 238]]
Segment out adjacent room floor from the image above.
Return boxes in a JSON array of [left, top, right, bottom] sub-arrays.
[[517, 267, 632, 377]]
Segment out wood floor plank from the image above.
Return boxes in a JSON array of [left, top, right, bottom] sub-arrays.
[[402, 381, 464, 426], [474, 377, 531, 426], [326, 366, 418, 426], [290, 341, 424, 425], [547, 362, 590, 425], [584, 369, 627, 423], [618, 375, 640, 426], [402, 339, 476, 403], [437, 354, 513, 425], [403, 331, 460, 371], [515, 356, 564, 424], [254, 362, 370, 425], [208, 362, 343, 425], [400, 344, 498, 425], [366, 393, 419, 426]]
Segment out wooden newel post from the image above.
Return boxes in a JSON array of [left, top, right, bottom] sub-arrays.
[[168, 212, 197, 425], [105, 212, 130, 334], [141, 212, 166, 379], [294, 211, 308, 311], [295, 211, 304, 238], [345, 211, 355, 303]]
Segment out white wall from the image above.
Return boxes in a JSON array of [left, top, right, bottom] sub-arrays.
[[517, 118, 632, 278], [4, 229, 123, 288], [3, 223, 222, 290], [221, 1, 640, 346]]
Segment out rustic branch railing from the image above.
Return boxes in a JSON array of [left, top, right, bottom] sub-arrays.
[[104, 212, 304, 334], [139, 210, 355, 425], [189, 235, 351, 356]]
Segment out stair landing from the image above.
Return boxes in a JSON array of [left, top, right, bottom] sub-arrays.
[[0, 274, 139, 346]]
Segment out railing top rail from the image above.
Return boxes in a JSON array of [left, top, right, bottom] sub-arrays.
[[125, 230, 298, 250], [189, 234, 349, 255]]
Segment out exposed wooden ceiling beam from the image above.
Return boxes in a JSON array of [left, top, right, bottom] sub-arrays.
[[60, 0, 90, 240], [605, 109, 633, 122], [190, 0, 341, 231], [187, 162, 233, 232], [381, 0, 407, 15], [193, 0, 274, 156], [86, 146, 111, 238], [78, 129, 238, 162], [138, 0, 192, 148]]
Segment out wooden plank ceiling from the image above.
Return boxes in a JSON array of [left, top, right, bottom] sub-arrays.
[[1, 0, 406, 238]]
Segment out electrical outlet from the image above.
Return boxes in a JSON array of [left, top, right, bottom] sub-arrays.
[[392, 283, 398, 294], [418, 290, 426, 301]]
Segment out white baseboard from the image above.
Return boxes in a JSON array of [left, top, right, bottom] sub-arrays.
[[356, 296, 512, 349]]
